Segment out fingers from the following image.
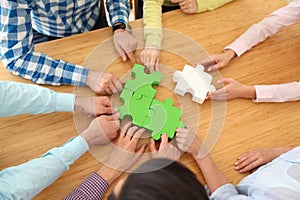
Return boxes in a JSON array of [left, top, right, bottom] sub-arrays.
[[101, 106, 115, 115], [126, 51, 136, 63], [207, 63, 224, 72], [209, 88, 226, 100], [136, 143, 147, 154], [140, 48, 160, 73], [113, 31, 137, 63], [132, 128, 145, 144], [234, 151, 264, 173], [196, 56, 214, 67], [120, 121, 132, 138], [149, 139, 157, 153], [126, 126, 139, 140], [154, 58, 159, 71], [159, 134, 169, 149], [235, 158, 261, 173]]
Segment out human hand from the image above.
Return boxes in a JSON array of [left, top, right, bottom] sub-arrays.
[[113, 29, 137, 63], [85, 70, 123, 95], [149, 134, 182, 160], [175, 128, 206, 159], [172, 0, 198, 14], [97, 122, 147, 184], [207, 78, 256, 100], [234, 147, 293, 173], [197, 49, 236, 71], [140, 46, 160, 73], [80, 112, 120, 147], [75, 96, 116, 117], [106, 122, 148, 171]]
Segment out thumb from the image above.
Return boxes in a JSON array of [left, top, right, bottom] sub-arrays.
[[105, 112, 120, 121], [101, 106, 115, 115], [207, 62, 223, 72], [218, 78, 234, 85]]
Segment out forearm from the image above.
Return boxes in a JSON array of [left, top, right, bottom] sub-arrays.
[[225, 1, 300, 57], [0, 81, 75, 117], [0, 1, 88, 86], [65, 166, 119, 200], [253, 81, 300, 102], [194, 154, 228, 193], [0, 136, 88, 200], [106, 0, 130, 25], [143, 0, 164, 47]]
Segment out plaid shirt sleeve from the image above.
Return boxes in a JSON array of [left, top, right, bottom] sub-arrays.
[[65, 172, 109, 200], [0, 0, 88, 86], [106, 0, 130, 26]]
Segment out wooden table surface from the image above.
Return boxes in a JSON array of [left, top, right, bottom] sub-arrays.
[[1, 0, 300, 199]]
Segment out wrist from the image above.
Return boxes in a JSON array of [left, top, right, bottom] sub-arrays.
[[85, 70, 93, 89], [225, 49, 237, 60], [274, 147, 293, 156], [243, 86, 256, 99], [97, 165, 121, 185], [113, 22, 131, 34], [80, 129, 94, 148], [74, 96, 85, 113]]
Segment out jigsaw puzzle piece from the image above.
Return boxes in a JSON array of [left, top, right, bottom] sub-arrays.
[[173, 64, 216, 104], [144, 98, 184, 140], [118, 88, 134, 120], [143, 102, 167, 137], [124, 64, 162, 99], [128, 89, 153, 127]]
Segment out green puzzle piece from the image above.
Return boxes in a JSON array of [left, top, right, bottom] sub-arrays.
[[143, 99, 185, 140], [118, 64, 162, 126], [124, 64, 162, 97], [118, 64, 184, 140]]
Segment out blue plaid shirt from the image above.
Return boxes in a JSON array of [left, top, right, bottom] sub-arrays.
[[0, 0, 129, 86]]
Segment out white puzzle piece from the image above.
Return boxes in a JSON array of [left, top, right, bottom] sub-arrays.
[[173, 64, 216, 104]]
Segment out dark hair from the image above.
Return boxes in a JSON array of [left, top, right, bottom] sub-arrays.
[[109, 158, 209, 200]]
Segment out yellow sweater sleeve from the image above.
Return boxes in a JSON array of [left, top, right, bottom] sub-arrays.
[[143, 0, 164, 48], [196, 0, 234, 13]]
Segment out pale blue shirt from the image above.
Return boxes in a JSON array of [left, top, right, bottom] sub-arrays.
[[211, 147, 300, 200], [0, 81, 89, 199], [0, 136, 89, 200], [0, 81, 75, 117]]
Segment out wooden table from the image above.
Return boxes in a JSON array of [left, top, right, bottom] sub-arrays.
[[1, 0, 300, 198]]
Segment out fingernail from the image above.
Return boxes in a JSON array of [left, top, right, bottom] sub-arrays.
[[217, 80, 222, 83], [208, 68, 211, 72]]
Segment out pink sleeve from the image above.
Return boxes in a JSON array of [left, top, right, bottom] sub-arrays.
[[65, 172, 109, 200], [224, 0, 300, 57], [253, 82, 300, 102]]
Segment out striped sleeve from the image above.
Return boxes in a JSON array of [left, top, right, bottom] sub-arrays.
[[65, 172, 109, 200]]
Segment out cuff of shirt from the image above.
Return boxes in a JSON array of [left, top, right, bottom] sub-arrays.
[[145, 31, 162, 48], [69, 172, 109, 199], [44, 136, 89, 170], [56, 93, 75, 112], [210, 183, 239, 199], [62, 64, 88, 86], [224, 44, 245, 57], [252, 85, 272, 102]]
